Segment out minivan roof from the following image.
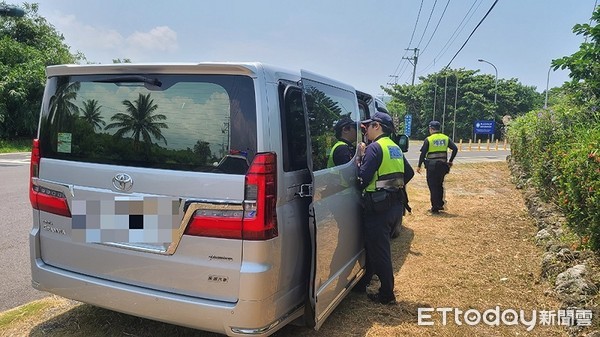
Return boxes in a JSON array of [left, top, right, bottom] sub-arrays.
[[45, 62, 299, 78]]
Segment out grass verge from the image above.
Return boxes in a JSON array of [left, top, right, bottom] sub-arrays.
[[0, 161, 578, 337], [0, 139, 31, 153]]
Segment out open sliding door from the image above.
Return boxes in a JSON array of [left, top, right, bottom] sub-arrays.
[[300, 70, 365, 330]]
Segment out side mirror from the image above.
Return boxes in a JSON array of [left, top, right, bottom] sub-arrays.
[[376, 106, 389, 113], [394, 134, 409, 153]]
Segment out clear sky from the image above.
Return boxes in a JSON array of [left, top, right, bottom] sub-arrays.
[[30, 0, 597, 98]]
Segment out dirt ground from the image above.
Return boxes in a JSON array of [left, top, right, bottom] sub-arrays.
[[0, 161, 575, 337], [280, 161, 566, 337]]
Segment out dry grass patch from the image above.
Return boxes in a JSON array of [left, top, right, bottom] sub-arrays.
[[0, 161, 570, 337]]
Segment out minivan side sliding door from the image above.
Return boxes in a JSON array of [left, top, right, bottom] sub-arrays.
[[300, 70, 365, 330]]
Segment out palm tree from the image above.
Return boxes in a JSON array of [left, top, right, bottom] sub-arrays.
[[105, 93, 168, 149], [48, 80, 81, 127], [44, 80, 80, 151], [80, 99, 105, 131]]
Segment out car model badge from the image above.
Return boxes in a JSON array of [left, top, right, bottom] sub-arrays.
[[113, 173, 133, 191]]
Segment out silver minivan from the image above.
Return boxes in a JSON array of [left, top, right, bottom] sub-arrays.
[[29, 62, 377, 336]]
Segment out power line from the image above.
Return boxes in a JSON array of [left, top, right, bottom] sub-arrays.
[[445, 0, 499, 68], [403, 48, 420, 85], [419, 0, 452, 55], [407, 0, 425, 51], [415, 0, 439, 49], [391, 0, 425, 81], [418, 0, 483, 75]]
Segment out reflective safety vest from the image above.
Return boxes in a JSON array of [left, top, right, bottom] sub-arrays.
[[327, 140, 348, 168], [365, 137, 405, 192], [426, 133, 450, 162]]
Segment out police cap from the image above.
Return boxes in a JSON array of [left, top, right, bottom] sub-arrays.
[[428, 121, 441, 130], [334, 117, 356, 131], [361, 111, 395, 130]]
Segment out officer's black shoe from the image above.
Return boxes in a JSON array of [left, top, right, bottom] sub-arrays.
[[367, 292, 397, 305], [429, 208, 440, 214], [391, 227, 401, 239]]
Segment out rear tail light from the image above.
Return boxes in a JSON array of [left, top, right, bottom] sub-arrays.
[[183, 208, 243, 239], [184, 152, 278, 240], [29, 139, 71, 217], [241, 152, 278, 240]]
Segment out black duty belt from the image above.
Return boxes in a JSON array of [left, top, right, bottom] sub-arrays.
[[375, 177, 404, 189]]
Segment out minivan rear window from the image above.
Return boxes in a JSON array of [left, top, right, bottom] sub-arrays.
[[38, 74, 257, 174]]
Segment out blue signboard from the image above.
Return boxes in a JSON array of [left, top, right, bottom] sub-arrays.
[[474, 120, 495, 135], [404, 114, 412, 137]]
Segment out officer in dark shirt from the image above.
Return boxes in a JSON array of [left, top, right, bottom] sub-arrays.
[[417, 121, 458, 213], [352, 111, 407, 305], [327, 117, 357, 167]]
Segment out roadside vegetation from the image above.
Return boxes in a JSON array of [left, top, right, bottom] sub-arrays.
[[0, 3, 82, 141], [0, 138, 30, 153], [508, 7, 600, 251]]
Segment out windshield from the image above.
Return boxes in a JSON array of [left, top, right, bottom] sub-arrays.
[[38, 74, 257, 174]]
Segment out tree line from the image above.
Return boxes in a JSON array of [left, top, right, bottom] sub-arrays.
[[382, 69, 543, 141], [0, 3, 81, 139]]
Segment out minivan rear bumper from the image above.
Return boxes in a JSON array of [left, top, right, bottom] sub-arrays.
[[29, 231, 304, 336]]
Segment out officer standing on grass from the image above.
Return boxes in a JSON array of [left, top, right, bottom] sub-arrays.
[[353, 111, 405, 305], [417, 121, 458, 214]]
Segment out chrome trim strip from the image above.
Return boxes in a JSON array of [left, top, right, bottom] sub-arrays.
[[166, 201, 244, 255], [230, 303, 304, 335]]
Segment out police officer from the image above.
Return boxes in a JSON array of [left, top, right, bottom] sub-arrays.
[[417, 121, 458, 213], [353, 111, 404, 305], [327, 117, 357, 167]]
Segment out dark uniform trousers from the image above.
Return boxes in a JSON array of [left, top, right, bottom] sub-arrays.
[[426, 160, 448, 210], [357, 192, 403, 299]]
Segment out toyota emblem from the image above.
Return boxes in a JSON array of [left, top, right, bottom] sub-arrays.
[[112, 173, 133, 192]]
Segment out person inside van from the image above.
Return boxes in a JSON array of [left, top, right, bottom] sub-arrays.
[[327, 116, 357, 167]]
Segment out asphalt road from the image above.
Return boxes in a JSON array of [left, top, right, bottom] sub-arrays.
[[0, 152, 47, 312], [0, 146, 510, 312], [404, 140, 511, 166]]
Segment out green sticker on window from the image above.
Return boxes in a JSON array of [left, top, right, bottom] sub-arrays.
[[57, 133, 72, 153]]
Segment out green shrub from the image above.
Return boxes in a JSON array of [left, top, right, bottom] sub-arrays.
[[508, 96, 600, 250], [555, 127, 600, 248]]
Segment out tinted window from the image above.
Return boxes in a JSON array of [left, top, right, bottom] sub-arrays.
[[302, 79, 357, 171], [39, 74, 256, 174], [280, 84, 308, 172]]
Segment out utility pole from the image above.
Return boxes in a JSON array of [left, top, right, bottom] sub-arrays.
[[442, 74, 448, 133], [544, 66, 552, 109], [403, 48, 419, 85], [432, 83, 437, 121], [453, 73, 459, 142]]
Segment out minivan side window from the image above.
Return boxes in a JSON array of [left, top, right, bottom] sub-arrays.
[[302, 79, 357, 171], [279, 83, 308, 172]]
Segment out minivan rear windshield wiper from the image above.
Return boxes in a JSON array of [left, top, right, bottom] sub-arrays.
[[94, 75, 162, 87]]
